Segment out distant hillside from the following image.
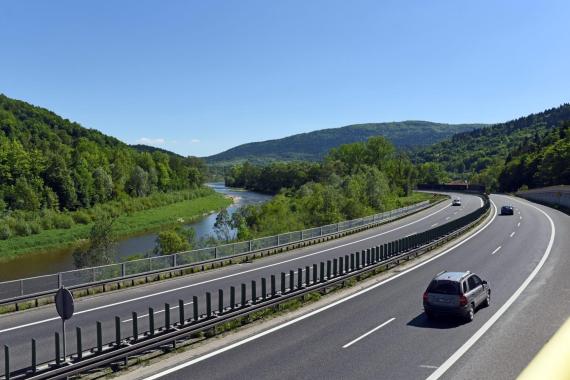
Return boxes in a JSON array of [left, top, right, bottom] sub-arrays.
[[130, 144, 184, 158], [206, 121, 485, 165]]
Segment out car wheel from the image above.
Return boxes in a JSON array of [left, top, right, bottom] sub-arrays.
[[465, 305, 474, 322], [483, 291, 491, 307]]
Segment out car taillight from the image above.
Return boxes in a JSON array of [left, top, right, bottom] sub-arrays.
[[423, 292, 429, 302], [459, 295, 468, 306]]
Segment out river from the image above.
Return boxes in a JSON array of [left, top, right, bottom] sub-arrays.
[[0, 184, 271, 281]]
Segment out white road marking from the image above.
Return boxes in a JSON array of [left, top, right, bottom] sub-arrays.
[[453, 212, 458, 215], [421, 365, 439, 369], [510, 231, 515, 237], [517, 222, 520, 227], [0, 202, 453, 334], [142, 201, 497, 380], [520, 216, 523, 220], [445, 217, 450, 220], [342, 318, 395, 348], [405, 232, 417, 238], [426, 196, 556, 380], [431, 223, 439, 227], [491, 246, 502, 255], [122, 302, 194, 323]]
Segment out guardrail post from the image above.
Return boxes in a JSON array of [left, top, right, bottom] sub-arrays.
[[96, 321, 103, 352], [298, 268, 303, 289], [269, 275, 275, 298], [193, 296, 199, 321], [305, 266, 310, 286], [132, 312, 138, 341], [366, 248, 371, 265], [280, 273, 286, 294], [121, 263, 126, 277], [345, 255, 349, 272], [326, 260, 331, 279], [375, 246, 379, 262], [277, 235, 280, 245], [206, 293, 212, 317], [361, 250, 366, 266], [179, 299, 185, 324], [112, 316, 120, 346], [4, 345, 9, 380], [320, 262, 325, 283], [55, 332, 61, 365], [350, 253, 355, 271], [149, 308, 155, 335], [248, 240, 252, 252], [333, 259, 338, 277], [173, 254, 177, 268], [261, 279, 267, 301], [355, 252, 360, 269], [289, 270, 294, 291], [240, 284, 246, 307], [230, 287, 236, 309], [218, 290, 224, 314], [57, 273, 62, 289], [339, 257, 344, 275], [313, 264, 318, 283], [214, 247, 218, 259], [31, 338, 37, 372], [251, 281, 257, 304], [165, 303, 171, 329]]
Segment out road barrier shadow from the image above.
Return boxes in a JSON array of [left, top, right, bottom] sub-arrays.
[[406, 312, 467, 329]]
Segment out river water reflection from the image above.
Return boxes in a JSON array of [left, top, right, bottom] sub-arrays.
[[0, 184, 270, 281]]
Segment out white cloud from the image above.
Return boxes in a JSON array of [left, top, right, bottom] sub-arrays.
[[136, 137, 166, 145]]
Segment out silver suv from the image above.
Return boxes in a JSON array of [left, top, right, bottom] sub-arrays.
[[423, 271, 490, 322]]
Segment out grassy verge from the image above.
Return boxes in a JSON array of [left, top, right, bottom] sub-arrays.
[[0, 193, 232, 263]]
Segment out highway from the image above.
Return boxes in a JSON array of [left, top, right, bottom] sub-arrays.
[[0, 192, 480, 374], [130, 194, 569, 380]]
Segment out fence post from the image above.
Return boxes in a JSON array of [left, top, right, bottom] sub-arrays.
[[4, 345, 9, 380], [261, 278, 267, 300], [270, 276, 276, 298], [129, 313, 138, 344], [165, 303, 171, 329], [305, 266, 310, 286], [313, 264, 318, 283], [281, 273, 286, 294], [241, 284, 246, 307], [206, 293, 212, 317], [121, 263, 126, 277], [251, 281, 257, 304], [31, 338, 37, 372], [345, 255, 349, 272], [96, 321, 103, 352], [214, 247, 218, 259], [179, 299, 185, 324], [297, 268, 303, 289], [115, 316, 121, 346], [193, 296, 199, 321], [277, 234, 280, 246], [57, 273, 62, 289], [55, 332, 61, 365], [350, 253, 355, 270], [230, 287, 236, 309], [355, 252, 360, 269], [173, 254, 178, 268], [326, 260, 331, 279], [339, 257, 344, 275], [149, 308, 155, 335], [320, 262, 325, 283], [19, 279, 23, 296], [333, 259, 338, 277]]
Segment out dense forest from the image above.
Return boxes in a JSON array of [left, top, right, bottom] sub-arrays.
[[414, 103, 570, 191], [0, 94, 206, 213], [207, 121, 484, 165], [225, 137, 431, 239]]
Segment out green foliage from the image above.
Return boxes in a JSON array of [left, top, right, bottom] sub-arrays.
[[207, 121, 484, 165], [0, 224, 10, 240], [73, 215, 116, 268], [155, 227, 194, 255], [0, 94, 206, 213], [213, 209, 232, 242]]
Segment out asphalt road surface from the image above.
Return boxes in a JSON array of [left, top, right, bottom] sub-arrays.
[[136, 194, 569, 380], [0, 192, 480, 374]]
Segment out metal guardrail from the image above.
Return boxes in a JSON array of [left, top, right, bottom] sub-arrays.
[[0, 201, 431, 304], [1, 195, 489, 380]]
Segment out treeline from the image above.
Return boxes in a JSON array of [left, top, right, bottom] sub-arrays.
[[414, 103, 570, 191], [226, 137, 430, 239], [0, 94, 206, 213]]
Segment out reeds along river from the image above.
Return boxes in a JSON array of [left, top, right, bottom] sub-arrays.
[[0, 183, 271, 281]]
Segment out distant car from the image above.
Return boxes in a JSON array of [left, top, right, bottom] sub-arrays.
[[501, 205, 514, 215], [423, 271, 490, 322], [452, 198, 462, 206]]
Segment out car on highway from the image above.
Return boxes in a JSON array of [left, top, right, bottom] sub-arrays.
[[452, 198, 462, 206], [423, 271, 490, 322], [501, 205, 514, 215]]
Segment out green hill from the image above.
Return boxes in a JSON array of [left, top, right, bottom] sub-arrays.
[[206, 121, 485, 165]]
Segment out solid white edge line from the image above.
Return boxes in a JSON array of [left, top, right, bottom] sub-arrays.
[[491, 246, 502, 255], [510, 231, 516, 237], [425, 195, 556, 380], [0, 201, 453, 334], [342, 317, 395, 348], [142, 201, 497, 380]]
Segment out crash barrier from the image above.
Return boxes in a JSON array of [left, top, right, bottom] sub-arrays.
[[518, 317, 570, 380], [0, 201, 433, 306], [0, 195, 490, 380], [517, 185, 570, 210]]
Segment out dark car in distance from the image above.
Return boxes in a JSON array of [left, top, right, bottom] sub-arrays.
[[423, 271, 490, 322], [501, 205, 514, 215]]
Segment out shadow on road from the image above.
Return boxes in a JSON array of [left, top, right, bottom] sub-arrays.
[[407, 312, 467, 329]]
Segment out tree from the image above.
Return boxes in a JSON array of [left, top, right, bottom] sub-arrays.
[[126, 166, 150, 197], [73, 215, 116, 268], [214, 209, 233, 242], [155, 228, 192, 254]]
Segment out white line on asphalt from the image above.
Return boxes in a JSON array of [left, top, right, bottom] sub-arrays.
[[405, 232, 417, 238], [517, 222, 520, 227], [122, 302, 194, 323], [453, 212, 458, 215], [0, 202, 454, 334], [420, 365, 439, 369], [510, 231, 515, 237], [445, 217, 450, 220], [520, 216, 523, 220], [426, 196, 556, 380], [491, 246, 502, 255], [431, 223, 438, 227], [342, 318, 395, 348], [142, 201, 498, 380]]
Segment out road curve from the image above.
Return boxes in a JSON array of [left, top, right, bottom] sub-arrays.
[[135, 194, 567, 380], [0, 192, 479, 373]]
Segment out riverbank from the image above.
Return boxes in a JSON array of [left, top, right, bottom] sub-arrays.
[[0, 193, 232, 264]]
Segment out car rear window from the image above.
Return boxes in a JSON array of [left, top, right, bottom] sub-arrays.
[[427, 280, 460, 295]]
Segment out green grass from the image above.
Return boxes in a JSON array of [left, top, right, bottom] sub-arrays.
[[0, 194, 232, 263]]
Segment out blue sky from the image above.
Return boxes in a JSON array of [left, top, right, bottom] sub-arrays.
[[1, 1, 568, 157]]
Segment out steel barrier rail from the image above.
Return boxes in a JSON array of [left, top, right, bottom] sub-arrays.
[[0, 195, 489, 380], [0, 200, 434, 307]]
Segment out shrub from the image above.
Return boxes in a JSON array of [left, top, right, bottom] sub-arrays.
[[29, 221, 42, 234], [53, 214, 74, 229], [0, 224, 10, 240], [13, 222, 32, 236], [72, 211, 92, 225]]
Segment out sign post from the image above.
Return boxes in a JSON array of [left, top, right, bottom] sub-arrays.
[[54, 287, 74, 361]]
